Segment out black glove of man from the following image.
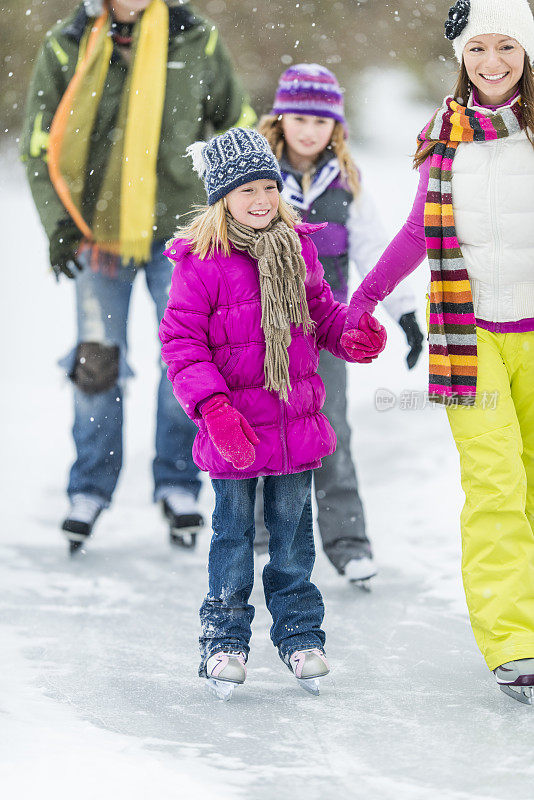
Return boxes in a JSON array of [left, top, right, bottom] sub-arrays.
[[49, 220, 83, 280], [398, 311, 424, 370]]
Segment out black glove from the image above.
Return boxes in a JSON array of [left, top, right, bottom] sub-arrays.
[[398, 311, 424, 370], [49, 220, 83, 280]]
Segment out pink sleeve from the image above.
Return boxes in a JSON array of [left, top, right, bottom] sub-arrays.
[[352, 157, 430, 315], [159, 256, 231, 420]]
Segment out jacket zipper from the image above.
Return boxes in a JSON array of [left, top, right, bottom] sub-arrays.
[[279, 398, 289, 473], [488, 141, 501, 324]]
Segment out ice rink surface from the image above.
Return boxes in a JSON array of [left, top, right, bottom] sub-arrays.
[[2, 72, 534, 799]]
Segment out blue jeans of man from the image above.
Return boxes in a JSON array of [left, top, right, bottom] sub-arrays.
[[199, 470, 326, 673], [61, 241, 200, 504]]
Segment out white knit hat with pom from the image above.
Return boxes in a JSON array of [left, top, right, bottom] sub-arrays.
[[445, 0, 534, 63]]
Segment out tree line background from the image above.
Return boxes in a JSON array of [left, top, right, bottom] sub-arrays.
[[1, 0, 456, 147]]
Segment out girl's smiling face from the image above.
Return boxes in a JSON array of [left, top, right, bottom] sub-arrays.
[[463, 34, 525, 105], [281, 114, 336, 168], [225, 179, 280, 229]]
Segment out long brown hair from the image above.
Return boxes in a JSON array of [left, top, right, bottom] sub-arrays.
[[257, 114, 361, 199], [413, 54, 534, 169]]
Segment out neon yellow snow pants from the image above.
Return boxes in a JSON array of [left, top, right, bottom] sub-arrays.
[[446, 328, 534, 670]]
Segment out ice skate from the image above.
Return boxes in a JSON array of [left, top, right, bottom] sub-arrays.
[[205, 650, 247, 701], [160, 488, 204, 549], [344, 555, 377, 591], [494, 658, 534, 706], [61, 494, 105, 555], [289, 648, 330, 696]]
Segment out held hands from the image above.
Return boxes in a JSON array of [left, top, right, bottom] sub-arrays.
[[49, 220, 83, 280], [341, 311, 387, 363], [201, 395, 259, 470]]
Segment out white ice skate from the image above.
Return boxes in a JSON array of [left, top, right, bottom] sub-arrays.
[[205, 651, 247, 701], [62, 494, 105, 555], [289, 648, 330, 696], [494, 658, 534, 706], [345, 556, 377, 590]]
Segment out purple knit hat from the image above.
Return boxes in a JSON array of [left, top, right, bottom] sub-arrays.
[[271, 63, 345, 124]]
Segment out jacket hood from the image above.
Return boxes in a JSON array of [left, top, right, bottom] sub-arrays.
[[83, 0, 187, 15]]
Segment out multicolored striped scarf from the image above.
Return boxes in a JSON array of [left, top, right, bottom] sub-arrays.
[[418, 95, 523, 406]]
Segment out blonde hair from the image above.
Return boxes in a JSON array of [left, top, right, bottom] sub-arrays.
[[414, 54, 534, 168], [257, 114, 361, 199], [172, 195, 301, 260]]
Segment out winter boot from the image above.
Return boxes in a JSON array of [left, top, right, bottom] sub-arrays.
[[62, 494, 105, 555], [494, 658, 534, 705], [289, 648, 330, 695], [160, 487, 204, 549], [205, 650, 247, 701]]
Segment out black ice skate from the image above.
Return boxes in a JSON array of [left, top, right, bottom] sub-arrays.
[[160, 488, 204, 549], [62, 494, 105, 555], [494, 658, 534, 705]]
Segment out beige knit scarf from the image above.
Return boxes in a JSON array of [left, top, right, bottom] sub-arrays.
[[225, 213, 313, 401]]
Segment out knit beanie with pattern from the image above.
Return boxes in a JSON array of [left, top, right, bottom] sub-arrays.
[[186, 128, 284, 205], [271, 63, 345, 124], [445, 0, 534, 62]]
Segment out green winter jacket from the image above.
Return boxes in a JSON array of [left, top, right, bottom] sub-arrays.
[[21, 2, 255, 244]]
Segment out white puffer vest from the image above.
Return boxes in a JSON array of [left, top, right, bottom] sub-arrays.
[[452, 121, 534, 323]]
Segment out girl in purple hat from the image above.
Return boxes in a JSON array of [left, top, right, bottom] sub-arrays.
[[257, 63, 424, 586]]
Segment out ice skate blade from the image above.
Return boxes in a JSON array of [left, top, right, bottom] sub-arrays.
[[65, 537, 89, 556], [296, 677, 321, 696], [499, 684, 533, 706], [64, 531, 89, 556], [169, 528, 199, 549], [206, 678, 239, 701], [349, 578, 372, 593]]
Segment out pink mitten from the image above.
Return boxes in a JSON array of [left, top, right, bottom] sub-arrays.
[[359, 312, 387, 354], [341, 312, 387, 362], [201, 395, 259, 470]]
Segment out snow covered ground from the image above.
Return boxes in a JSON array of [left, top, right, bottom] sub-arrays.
[[2, 72, 534, 800]]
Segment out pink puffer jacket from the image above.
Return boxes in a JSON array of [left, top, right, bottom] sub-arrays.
[[159, 222, 351, 479]]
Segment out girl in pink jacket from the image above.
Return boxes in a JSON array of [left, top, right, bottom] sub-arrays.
[[159, 128, 385, 699]]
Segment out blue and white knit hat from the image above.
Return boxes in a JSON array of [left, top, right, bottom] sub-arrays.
[[186, 128, 284, 206]]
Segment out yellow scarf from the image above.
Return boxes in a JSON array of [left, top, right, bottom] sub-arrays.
[[48, 0, 168, 262]]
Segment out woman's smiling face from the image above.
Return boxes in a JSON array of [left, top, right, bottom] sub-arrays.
[[463, 34, 525, 105]]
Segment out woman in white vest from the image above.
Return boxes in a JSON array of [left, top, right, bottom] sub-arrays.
[[341, 0, 534, 705]]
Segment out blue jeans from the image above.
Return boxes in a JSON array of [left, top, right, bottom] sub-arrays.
[[60, 241, 200, 504], [199, 470, 325, 673]]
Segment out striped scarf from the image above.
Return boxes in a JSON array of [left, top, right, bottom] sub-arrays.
[[418, 95, 523, 406]]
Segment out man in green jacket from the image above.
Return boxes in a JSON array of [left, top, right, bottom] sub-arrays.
[[21, 0, 256, 553]]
